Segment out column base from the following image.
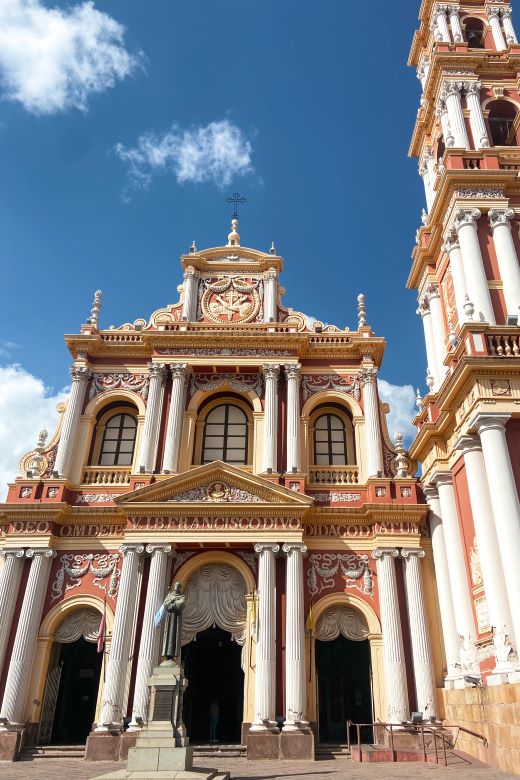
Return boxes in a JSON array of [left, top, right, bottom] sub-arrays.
[[0, 729, 22, 761], [280, 728, 314, 760], [247, 731, 280, 760], [248, 720, 278, 733], [85, 731, 122, 762]]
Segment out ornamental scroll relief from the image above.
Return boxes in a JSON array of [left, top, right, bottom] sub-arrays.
[[200, 277, 262, 324], [51, 552, 120, 601], [301, 374, 361, 402], [88, 373, 150, 401], [168, 482, 263, 504], [307, 553, 374, 599], [190, 373, 262, 398]]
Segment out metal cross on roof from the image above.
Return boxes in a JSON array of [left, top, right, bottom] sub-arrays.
[[226, 192, 247, 219]]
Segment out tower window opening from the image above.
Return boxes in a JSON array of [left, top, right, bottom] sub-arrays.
[[488, 100, 519, 146], [202, 403, 248, 465], [98, 413, 137, 466], [314, 413, 349, 466], [464, 18, 485, 49]]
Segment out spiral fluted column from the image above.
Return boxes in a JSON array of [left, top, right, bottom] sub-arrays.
[[283, 543, 308, 730], [54, 365, 91, 478], [362, 367, 384, 476], [0, 549, 25, 679], [262, 364, 279, 473], [250, 543, 279, 731], [162, 364, 188, 473], [138, 364, 166, 473], [285, 364, 301, 473]]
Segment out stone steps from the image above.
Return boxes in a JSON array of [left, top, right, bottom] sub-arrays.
[[350, 744, 485, 765], [315, 743, 350, 757], [193, 743, 246, 758], [20, 744, 86, 759]]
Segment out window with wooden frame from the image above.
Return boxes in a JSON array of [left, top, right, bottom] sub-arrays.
[[98, 413, 137, 466], [311, 407, 355, 466], [201, 403, 248, 465]]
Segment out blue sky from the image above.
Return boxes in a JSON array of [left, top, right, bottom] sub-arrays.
[[0, 0, 426, 488]]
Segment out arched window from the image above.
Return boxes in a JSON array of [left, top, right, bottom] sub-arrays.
[[202, 404, 248, 465], [98, 413, 137, 466], [464, 17, 485, 49], [488, 100, 519, 146], [313, 413, 350, 466]]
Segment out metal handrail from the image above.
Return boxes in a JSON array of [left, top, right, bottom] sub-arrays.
[[445, 724, 488, 747], [345, 719, 454, 766]]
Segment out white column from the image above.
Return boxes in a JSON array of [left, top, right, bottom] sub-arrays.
[[138, 363, 166, 473], [417, 300, 441, 391], [488, 7, 507, 50], [0, 549, 25, 679], [129, 545, 171, 729], [283, 543, 308, 730], [401, 549, 437, 719], [53, 365, 91, 479], [263, 268, 278, 323], [488, 208, 520, 316], [453, 208, 496, 324], [373, 549, 409, 723], [466, 82, 491, 150], [417, 56, 430, 91], [448, 5, 463, 42], [472, 415, 520, 661], [443, 230, 468, 325], [96, 544, 144, 730], [434, 5, 451, 41], [262, 364, 279, 472], [162, 363, 188, 474], [443, 82, 469, 148], [427, 284, 447, 385], [363, 367, 384, 476], [181, 267, 198, 321], [285, 364, 301, 473], [0, 549, 55, 726], [251, 543, 279, 731], [456, 436, 516, 671], [419, 159, 434, 213], [502, 8, 518, 45], [433, 473, 477, 666], [437, 101, 455, 148], [424, 488, 460, 682]]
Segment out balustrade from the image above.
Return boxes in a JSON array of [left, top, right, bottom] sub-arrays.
[[82, 466, 132, 485], [308, 465, 359, 486], [487, 333, 520, 357]]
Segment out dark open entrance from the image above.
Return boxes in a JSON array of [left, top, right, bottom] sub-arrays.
[[316, 635, 372, 744], [50, 638, 103, 744], [182, 626, 243, 744]]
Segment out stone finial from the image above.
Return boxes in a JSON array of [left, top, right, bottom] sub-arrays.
[[463, 295, 474, 321], [416, 387, 424, 411], [189, 240, 197, 254], [90, 290, 102, 329], [421, 208, 429, 226], [227, 218, 240, 247], [269, 241, 276, 255], [357, 293, 367, 329], [29, 429, 48, 477], [37, 430, 48, 450], [394, 432, 409, 478], [426, 369, 435, 391]]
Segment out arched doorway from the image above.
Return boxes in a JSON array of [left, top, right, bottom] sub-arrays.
[[180, 564, 247, 745], [314, 606, 373, 744], [38, 609, 103, 745]]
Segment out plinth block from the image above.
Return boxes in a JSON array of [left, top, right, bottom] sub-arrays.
[[120, 731, 138, 760], [0, 730, 21, 762], [86, 731, 121, 761], [246, 731, 280, 760], [280, 729, 314, 760]]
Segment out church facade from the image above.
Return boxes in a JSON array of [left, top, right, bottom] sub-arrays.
[[0, 0, 519, 772]]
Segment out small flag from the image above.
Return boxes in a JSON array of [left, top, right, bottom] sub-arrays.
[[308, 602, 315, 632], [97, 598, 106, 654], [154, 604, 166, 628]]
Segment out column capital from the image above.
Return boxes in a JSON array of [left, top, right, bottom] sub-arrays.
[[430, 470, 453, 487], [169, 362, 189, 380], [262, 364, 280, 380], [264, 267, 278, 280], [489, 207, 515, 230], [465, 81, 482, 97], [360, 366, 378, 384], [453, 208, 481, 231], [0, 548, 25, 559], [401, 548, 426, 560], [147, 362, 167, 381], [442, 80, 463, 98], [372, 547, 399, 561], [183, 266, 197, 279], [145, 544, 172, 556], [284, 363, 302, 381], [423, 485, 439, 502], [502, 6, 513, 20], [487, 6, 501, 20], [120, 544, 145, 556], [25, 548, 56, 559], [469, 412, 511, 434], [426, 282, 440, 301], [443, 228, 460, 253], [254, 543, 280, 555], [70, 365, 91, 382], [282, 542, 307, 556], [454, 433, 482, 455]]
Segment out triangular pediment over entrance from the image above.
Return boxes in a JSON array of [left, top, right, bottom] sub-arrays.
[[115, 461, 313, 512]]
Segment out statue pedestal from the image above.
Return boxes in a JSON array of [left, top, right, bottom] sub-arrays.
[[93, 663, 229, 780]]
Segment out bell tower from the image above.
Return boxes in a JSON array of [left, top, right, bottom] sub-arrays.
[[408, 0, 520, 700]]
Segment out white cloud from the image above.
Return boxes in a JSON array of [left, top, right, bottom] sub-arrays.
[[0, 365, 68, 499], [0, 0, 141, 114], [378, 379, 417, 447], [115, 119, 253, 195]]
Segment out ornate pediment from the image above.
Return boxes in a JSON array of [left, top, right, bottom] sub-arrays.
[[115, 461, 314, 509]]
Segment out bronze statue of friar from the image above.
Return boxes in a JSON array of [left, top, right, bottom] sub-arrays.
[[161, 581, 187, 664]]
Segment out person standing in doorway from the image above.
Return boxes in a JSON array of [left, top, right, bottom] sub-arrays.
[[209, 700, 219, 743]]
